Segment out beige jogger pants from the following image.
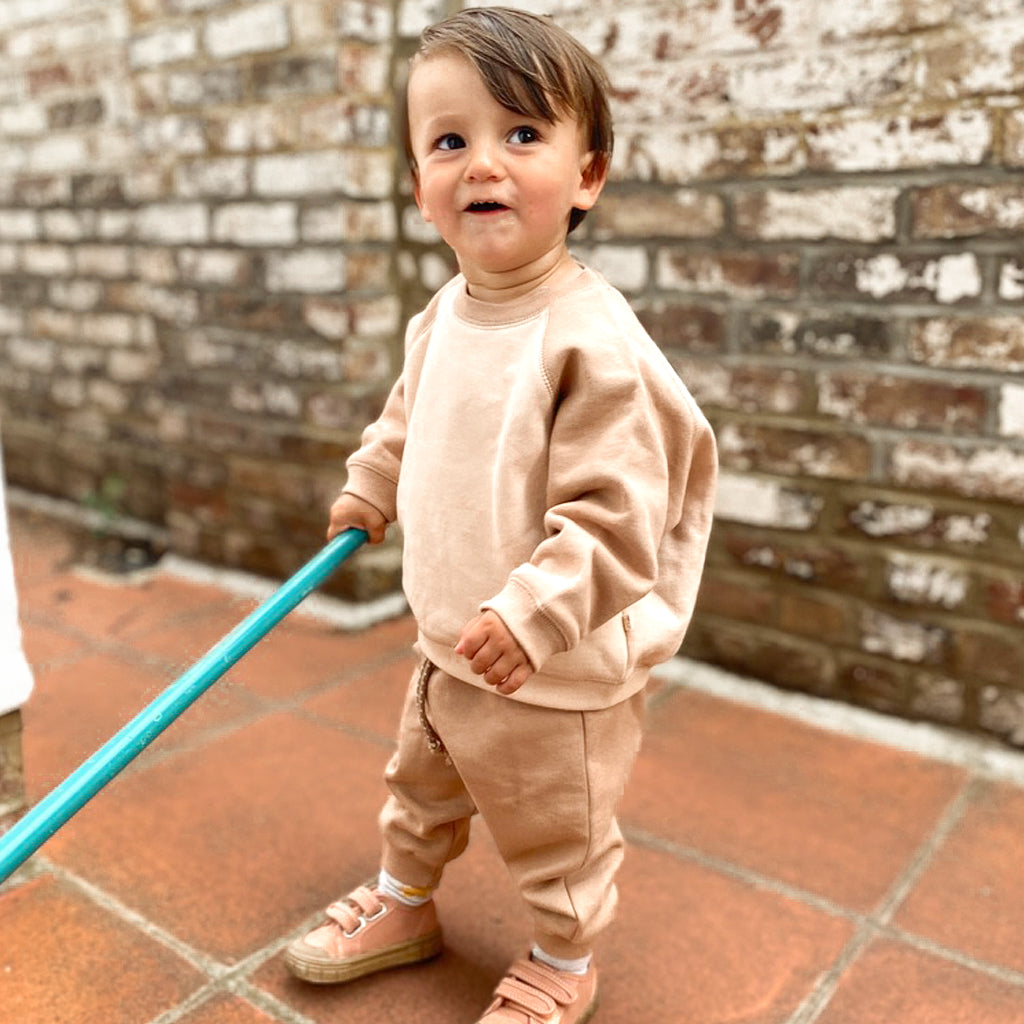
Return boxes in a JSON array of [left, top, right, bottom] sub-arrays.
[[379, 661, 646, 960]]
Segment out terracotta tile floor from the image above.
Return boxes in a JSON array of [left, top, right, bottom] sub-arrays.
[[3, 506, 1024, 1024]]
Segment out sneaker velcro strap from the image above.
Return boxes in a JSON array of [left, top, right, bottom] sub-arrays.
[[494, 959, 578, 1015], [324, 885, 384, 933], [493, 976, 557, 1017]]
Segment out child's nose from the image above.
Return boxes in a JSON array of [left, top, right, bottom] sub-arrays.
[[464, 141, 504, 181]]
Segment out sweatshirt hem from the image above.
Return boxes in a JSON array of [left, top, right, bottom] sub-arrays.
[[417, 632, 649, 712]]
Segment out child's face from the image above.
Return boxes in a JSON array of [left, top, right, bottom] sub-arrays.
[[407, 52, 605, 292]]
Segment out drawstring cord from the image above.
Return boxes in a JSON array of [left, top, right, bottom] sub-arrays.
[[415, 657, 449, 760]]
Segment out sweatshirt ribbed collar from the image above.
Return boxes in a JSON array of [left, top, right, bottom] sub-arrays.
[[451, 263, 590, 328]]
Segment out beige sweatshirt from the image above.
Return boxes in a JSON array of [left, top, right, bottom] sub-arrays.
[[344, 265, 718, 710]]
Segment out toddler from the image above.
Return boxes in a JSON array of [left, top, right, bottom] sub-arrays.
[[285, 8, 718, 1023]]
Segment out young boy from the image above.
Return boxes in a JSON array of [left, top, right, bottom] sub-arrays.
[[285, 8, 718, 1022]]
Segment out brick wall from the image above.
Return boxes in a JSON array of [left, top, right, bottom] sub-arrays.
[[1, 0, 1022, 744]]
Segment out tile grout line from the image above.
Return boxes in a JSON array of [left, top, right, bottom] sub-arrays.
[[785, 773, 981, 1024], [40, 852, 338, 1024], [621, 823, 863, 925], [41, 858, 226, 979], [880, 924, 1024, 989]]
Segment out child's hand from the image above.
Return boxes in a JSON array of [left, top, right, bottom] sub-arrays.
[[455, 611, 532, 696], [327, 492, 388, 544]]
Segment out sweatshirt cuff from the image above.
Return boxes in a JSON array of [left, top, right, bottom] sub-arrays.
[[482, 578, 569, 674], [343, 462, 398, 523]]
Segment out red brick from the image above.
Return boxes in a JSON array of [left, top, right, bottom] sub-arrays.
[[817, 369, 987, 433], [719, 422, 872, 480], [656, 248, 800, 298], [912, 183, 1024, 239]]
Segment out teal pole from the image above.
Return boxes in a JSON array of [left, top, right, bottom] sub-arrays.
[[0, 528, 368, 885]]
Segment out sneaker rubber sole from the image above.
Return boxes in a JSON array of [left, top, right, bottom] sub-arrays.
[[284, 928, 444, 984]]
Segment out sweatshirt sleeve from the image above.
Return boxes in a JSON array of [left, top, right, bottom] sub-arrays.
[[342, 370, 407, 523], [482, 335, 714, 673], [342, 306, 430, 522]]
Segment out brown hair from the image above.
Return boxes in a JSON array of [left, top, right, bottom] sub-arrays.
[[405, 6, 614, 233]]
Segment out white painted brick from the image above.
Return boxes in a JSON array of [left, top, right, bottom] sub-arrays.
[[860, 608, 945, 664], [0, 209, 38, 241], [229, 380, 301, 417], [175, 158, 248, 199], [402, 206, 441, 245], [254, 151, 347, 195], [272, 339, 347, 380], [0, 305, 23, 333], [886, 553, 968, 609], [213, 202, 298, 246], [713, 470, 823, 530], [88, 378, 130, 414], [0, 104, 47, 136], [398, 0, 447, 36], [853, 253, 981, 303], [28, 308, 76, 341], [41, 210, 94, 242], [76, 245, 131, 277], [255, 149, 392, 199], [580, 245, 648, 292], [731, 47, 914, 115], [51, 376, 85, 408], [177, 248, 249, 286], [999, 259, 1024, 300], [892, 440, 1024, 503], [214, 109, 292, 153], [49, 280, 102, 311], [23, 244, 73, 276], [130, 25, 197, 68], [135, 203, 209, 245], [302, 298, 350, 339], [205, 3, 290, 60], [807, 109, 992, 173], [80, 312, 137, 346], [338, 0, 392, 41], [999, 383, 1024, 438], [108, 349, 159, 382], [265, 250, 345, 293], [736, 187, 899, 242], [27, 134, 88, 173], [8, 337, 56, 372], [137, 115, 207, 157], [956, 19, 1024, 95], [0, 0, 84, 30], [821, 0, 953, 40], [96, 211, 133, 241]]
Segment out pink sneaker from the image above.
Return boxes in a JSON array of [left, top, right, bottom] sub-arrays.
[[284, 883, 443, 984], [476, 958, 599, 1024]]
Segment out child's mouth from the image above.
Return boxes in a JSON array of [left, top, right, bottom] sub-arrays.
[[466, 201, 508, 213]]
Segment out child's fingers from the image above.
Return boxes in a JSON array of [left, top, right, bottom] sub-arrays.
[[495, 664, 532, 695]]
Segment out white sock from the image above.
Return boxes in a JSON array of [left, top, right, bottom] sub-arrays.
[[378, 868, 433, 907], [531, 945, 591, 975]]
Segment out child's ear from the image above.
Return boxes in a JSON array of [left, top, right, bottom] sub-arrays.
[[574, 151, 609, 212]]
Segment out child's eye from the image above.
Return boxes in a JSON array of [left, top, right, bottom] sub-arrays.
[[509, 126, 540, 144], [435, 133, 465, 151]]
